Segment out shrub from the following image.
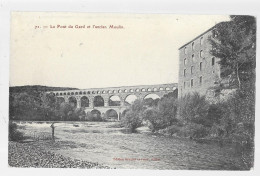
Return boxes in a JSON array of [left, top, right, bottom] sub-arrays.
[[177, 123, 209, 139], [9, 121, 24, 141], [142, 108, 167, 131], [209, 123, 225, 137], [158, 96, 178, 126], [165, 125, 181, 136], [120, 99, 145, 132], [206, 103, 225, 127], [178, 92, 209, 125], [121, 111, 142, 132], [85, 112, 103, 121]]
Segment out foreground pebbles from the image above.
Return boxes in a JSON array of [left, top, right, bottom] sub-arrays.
[[8, 141, 111, 169]]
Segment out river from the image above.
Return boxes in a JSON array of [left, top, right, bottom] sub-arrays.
[[16, 121, 244, 170]]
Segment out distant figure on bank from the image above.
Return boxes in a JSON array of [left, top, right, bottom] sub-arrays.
[[50, 122, 55, 141]]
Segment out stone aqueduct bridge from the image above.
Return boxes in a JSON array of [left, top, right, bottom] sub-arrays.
[[46, 83, 178, 120]]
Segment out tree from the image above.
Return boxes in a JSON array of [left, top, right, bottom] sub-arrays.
[[158, 96, 178, 126], [209, 15, 256, 90], [178, 92, 209, 126], [143, 108, 165, 131], [121, 99, 145, 132], [209, 17, 256, 169], [59, 102, 74, 120], [122, 111, 143, 132]]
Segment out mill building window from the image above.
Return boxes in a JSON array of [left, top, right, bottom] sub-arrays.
[[200, 50, 203, 58], [212, 57, 215, 66], [200, 62, 202, 71], [191, 79, 194, 88], [200, 76, 203, 85]]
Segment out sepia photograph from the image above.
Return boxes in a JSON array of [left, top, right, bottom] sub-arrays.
[[5, 10, 256, 172]]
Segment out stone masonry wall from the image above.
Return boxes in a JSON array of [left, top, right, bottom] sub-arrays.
[[178, 28, 221, 99]]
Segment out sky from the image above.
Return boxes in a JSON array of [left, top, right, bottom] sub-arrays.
[[10, 12, 230, 89]]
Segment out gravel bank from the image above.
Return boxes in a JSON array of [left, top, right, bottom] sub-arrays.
[[8, 141, 111, 169]]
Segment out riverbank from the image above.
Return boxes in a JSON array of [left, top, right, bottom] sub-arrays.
[[8, 141, 111, 169]]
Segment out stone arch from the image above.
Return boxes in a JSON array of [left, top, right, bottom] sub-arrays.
[[93, 96, 104, 107], [68, 96, 77, 108], [143, 93, 160, 100], [90, 109, 102, 120], [141, 88, 146, 92], [166, 87, 170, 91], [143, 93, 161, 107], [109, 95, 121, 106], [105, 109, 119, 121], [81, 96, 89, 108], [124, 94, 138, 105]]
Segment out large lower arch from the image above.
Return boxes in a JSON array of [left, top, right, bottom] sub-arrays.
[[88, 109, 102, 121], [105, 109, 119, 121], [144, 93, 160, 100], [93, 96, 104, 107], [68, 96, 77, 108], [80, 96, 89, 108], [124, 94, 138, 106], [143, 93, 160, 107], [109, 95, 121, 106]]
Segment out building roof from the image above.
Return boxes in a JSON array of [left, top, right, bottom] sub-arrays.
[[178, 26, 215, 50], [178, 21, 230, 50]]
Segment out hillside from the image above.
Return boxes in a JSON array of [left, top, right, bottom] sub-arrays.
[[10, 85, 78, 94]]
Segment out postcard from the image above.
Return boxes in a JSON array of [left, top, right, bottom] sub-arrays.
[[7, 12, 256, 172]]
